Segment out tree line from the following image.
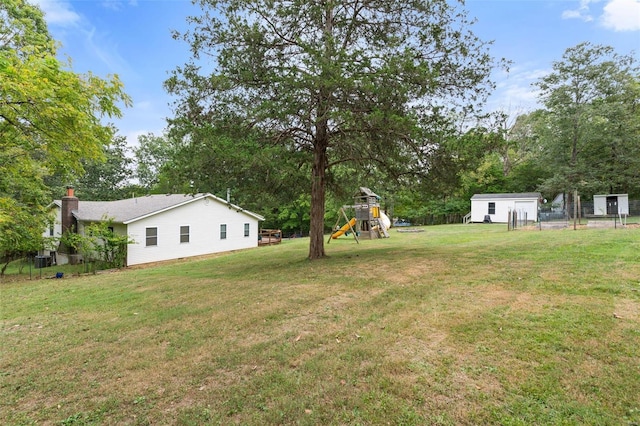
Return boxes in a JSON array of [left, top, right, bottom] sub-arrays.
[[1, 0, 638, 268]]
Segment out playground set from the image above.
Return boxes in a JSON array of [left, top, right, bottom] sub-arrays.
[[328, 187, 391, 243]]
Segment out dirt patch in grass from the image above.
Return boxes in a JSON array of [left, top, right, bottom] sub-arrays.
[[614, 298, 639, 322], [3, 227, 640, 424], [377, 258, 450, 286], [440, 283, 551, 319]]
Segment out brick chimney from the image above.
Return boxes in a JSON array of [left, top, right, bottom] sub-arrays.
[[61, 186, 78, 252]]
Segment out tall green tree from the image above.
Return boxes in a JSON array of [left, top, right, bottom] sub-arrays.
[[146, 123, 310, 220], [167, 0, 501, 259], [479, 111, 542, 178], [534, 42, 639, 200], [45, 133, 137, 200], [464, 111, 550, 196], [76, 134, 134, 201], [0, 0, 131, 269], [134, 132, 177, 191]]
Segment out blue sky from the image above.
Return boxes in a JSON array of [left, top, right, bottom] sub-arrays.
[[32, 0, 640, 147]]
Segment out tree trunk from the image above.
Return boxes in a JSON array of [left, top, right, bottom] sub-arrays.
[[307, 5, 333, 260], [308, 130, 328, 260], [501, 146, 512, 176]]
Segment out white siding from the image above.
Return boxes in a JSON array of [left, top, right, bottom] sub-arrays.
[[42, 205, 62, 240], [619, 196, 630, 215], [471, 197, 539, 223], [513, 201, 536, 222], [594, 194, 629, 216], [125, 198, 260, 266], [470, 199, 492, 223], [593, 196, 607, 215]]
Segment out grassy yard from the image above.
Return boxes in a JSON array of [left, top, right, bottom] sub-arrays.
[[1, 224, 639, 425]]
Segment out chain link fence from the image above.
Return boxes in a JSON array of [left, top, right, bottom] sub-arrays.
[[537, 199, 640, 229]]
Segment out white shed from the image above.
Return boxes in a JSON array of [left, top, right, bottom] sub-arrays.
[[46, 191, 264, 266], [593, 194, 629, 216], [470, 193, 541, 223]]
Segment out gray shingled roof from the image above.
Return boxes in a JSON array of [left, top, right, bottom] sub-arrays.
[[471, 193, 541, 200], [55, 193, 264, 224]]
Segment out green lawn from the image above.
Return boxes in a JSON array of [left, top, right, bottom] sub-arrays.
[[2, 224, 639, 425]]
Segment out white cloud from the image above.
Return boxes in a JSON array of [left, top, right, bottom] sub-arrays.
[[81, 27, 133, 76], [562, 0, 597, 22], [101, 1, 126, 11], [100, 0, 138, 11], [562, 0, 640, 31], [503, 83, 540, 105], [511, 67, 550, 82], [601, 0, 640, 31], [485, 65, 550, 113], [124, 129, 150, 149], [31, 0, 81, 27], [31, 0, 133, 76], [561, 10, 587, 20]]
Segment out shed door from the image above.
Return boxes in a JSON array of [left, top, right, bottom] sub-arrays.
[[606, 196, 618, 215]]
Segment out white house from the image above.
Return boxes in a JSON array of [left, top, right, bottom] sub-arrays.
[[470, 193, 541, 223], [45, 188, 264, 266], [593, 194, 629, 216]]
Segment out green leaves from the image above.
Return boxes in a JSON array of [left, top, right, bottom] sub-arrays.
[[534, 42, 640, 198], [75, 135, 134, 201], [0, 196, 48, 274], [168, 0, 501, 258], [0, 0, 131, 266]]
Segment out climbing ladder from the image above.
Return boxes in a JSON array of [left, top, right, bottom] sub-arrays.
[[378, 217, 389, 237]]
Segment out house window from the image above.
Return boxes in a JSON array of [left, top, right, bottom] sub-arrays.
[[488, 202, 496, 215], [220, 224, 227, 240], [49, 224, 54, 236], [146, 227, 158, 247], [180, 225, 190, 243], [244, 223, 250, 237]]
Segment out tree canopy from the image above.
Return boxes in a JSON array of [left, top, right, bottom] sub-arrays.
[[167, 0, 502, 259], [75, 134, 135, 201], [0, 0, 131, 270], [534, 42, 640, 198]]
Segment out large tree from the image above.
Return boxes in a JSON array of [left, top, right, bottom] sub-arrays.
[[535, 42, 639, 200], [135, 125, 310, 222], [75, 134, 134, 201], [0, 0, 130, 269], [134, 132, 177, 191], [167, 0, 501, 259]]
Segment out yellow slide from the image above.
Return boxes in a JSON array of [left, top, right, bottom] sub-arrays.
[[332, 218, 356, 239]]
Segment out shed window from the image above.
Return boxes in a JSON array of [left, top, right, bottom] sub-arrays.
[[220, 224, 227, 240], [180, 225, 190, 243], [244, 223, 250, 237], [488, 202, 496, 215], [146, 227, 158, 247]]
